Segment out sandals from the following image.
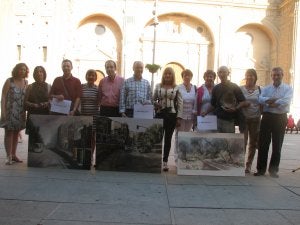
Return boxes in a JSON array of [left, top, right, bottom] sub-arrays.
[[12, 156, 23, 163]]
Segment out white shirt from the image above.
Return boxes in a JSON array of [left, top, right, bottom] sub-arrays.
[[240, 86, 261, 119], [259, 82, 293, 114], [178, 84, 196, 120]]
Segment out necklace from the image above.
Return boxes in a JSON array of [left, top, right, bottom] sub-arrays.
[[246, 86, 255, 94], [184, 83, 191, 93]]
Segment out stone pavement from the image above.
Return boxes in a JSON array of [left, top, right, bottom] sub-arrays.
[[0, 129, 300, 225]]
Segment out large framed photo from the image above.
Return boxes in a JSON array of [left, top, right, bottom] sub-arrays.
[[177, 132, 245, 176], [27, 115, 93, 170], [94, 116, 163, 173]]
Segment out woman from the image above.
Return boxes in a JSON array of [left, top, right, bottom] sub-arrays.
[[24, 66, 50, 152], [81, 69, 99, 116], [196, 70, 216, 117], [25, 66, 51, 116], [1, 63, 28, 165], [153, 67, 183, 171], [177, 69, 197, 132], [240, 68, 261, 173], [80, 69, 99, 159]]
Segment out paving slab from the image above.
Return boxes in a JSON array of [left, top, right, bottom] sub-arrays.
[[209, 185, 270, 209], [172, 208, 230, 225], [47, 203, 171, 224], [0, 199, 59, 219], [224, 209, 293, 225], [167, 184, 220, 208], [276, 210, 300, 225]]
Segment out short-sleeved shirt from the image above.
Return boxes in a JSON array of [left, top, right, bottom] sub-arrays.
[[211, 81, 245, 120], [81, 83, 99, 116], [50, 75, 82, 110]]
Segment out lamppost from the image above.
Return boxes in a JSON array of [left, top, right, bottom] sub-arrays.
[[151, 0, 159, 91]]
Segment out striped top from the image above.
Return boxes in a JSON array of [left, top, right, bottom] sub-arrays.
[[80, 83, 99, 116]]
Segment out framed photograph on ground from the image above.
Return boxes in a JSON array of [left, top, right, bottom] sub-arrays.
[[177, 132, 245, 176], [94, 116, 163, 173], [27, 115, 93, 170]]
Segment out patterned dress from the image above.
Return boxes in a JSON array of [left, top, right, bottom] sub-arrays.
[[5, 78, 27, 130]]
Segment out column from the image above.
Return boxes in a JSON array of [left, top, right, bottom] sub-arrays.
[[291, 1, 300, 117]]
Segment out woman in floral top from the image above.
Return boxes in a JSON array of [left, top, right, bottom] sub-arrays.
[[153, 67, 183, 171]]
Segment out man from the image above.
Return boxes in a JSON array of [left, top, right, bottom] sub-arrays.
[[49, 59, 82, 116], [210, 66, 246, 133], [98, 60, 124, 117], [119, 61, 152, 118], [254, 67, 293, 178]]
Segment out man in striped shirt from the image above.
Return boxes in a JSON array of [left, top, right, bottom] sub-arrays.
[[119, 61, 152, 118]]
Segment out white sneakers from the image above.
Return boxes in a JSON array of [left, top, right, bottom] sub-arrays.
[[5, 156, 12, 165], [163, 162, 169, 171]]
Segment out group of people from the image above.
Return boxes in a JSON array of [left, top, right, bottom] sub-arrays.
[[0, 59, 293, 177], [196, 66, 293, 178]]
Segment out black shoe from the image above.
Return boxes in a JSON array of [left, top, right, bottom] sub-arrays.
[[254, 171, 265, 176], [269, 173, 279, 178]]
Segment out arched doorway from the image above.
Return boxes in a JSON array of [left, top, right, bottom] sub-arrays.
[[229, 24, 273, 86], [70, 14, 122, 82], [141, 13, 214, 87]]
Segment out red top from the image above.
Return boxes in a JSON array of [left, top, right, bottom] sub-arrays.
[[287, 116, 295, 128], [50, 75, 82, 110]]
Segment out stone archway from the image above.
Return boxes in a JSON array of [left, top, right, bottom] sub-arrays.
[[71, 14, 123, 81], [229, 24, 273, 86], [141, 13, 214, 87]]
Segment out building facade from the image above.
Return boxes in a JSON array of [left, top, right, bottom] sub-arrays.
[[0, 0, 299, 115]]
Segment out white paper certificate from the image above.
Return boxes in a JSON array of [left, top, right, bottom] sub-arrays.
[[197, 115, 217, 131], [133, 103, 154, 119], [50, 98, 71, 115]]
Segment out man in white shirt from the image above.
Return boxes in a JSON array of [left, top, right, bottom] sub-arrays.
[[254, 67, 293, 178]]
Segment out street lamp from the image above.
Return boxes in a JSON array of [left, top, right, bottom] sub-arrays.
[[151, 0, 159, 91]]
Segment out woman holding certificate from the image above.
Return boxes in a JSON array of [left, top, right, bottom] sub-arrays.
[[153, 67, 183, 171], [196, 70, 216, 116]]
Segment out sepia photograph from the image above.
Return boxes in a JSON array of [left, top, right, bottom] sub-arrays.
[[27, 115, 93, 170], [95, 116, 163, 173], [177, 132, 245, 176]]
